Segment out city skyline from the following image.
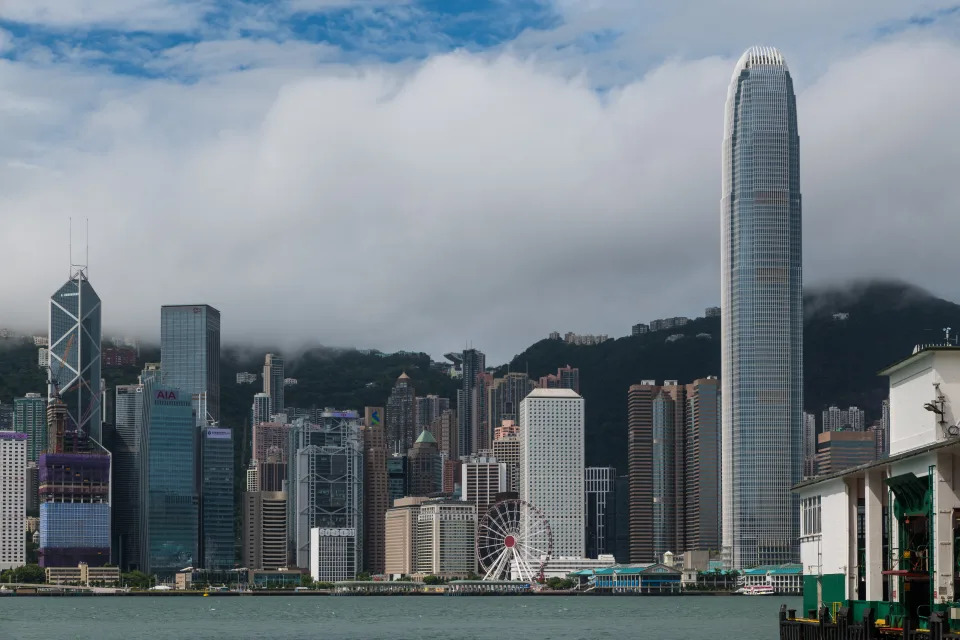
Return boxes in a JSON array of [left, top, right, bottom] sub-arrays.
[[0, 4, 955, 364]]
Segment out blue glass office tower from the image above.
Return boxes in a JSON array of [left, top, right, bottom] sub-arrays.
[[147, 386, 197, 575], [199, 426, 234, 569], [721, 46, 802, 568], [48, 270, 102, 443], [160, 305, 221, 424]]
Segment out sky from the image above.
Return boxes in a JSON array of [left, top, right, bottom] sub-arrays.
[[0, 1, 958, 363]]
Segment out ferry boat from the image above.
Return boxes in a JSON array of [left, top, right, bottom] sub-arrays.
[[738, 585, 774, 596]]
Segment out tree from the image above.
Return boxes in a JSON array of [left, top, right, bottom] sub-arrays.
[[355, 572, 372, 581], [122, 571, 153, 590], [300, 575, 314, 588], [545, 577, 574, 590], [422, 575, 443, 585], [1, 564, 45, 584]]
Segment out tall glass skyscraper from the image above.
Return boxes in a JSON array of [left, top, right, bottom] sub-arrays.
[[198, 426, 235, 569], [160, 305, 221, 424], [48, 270, 102, 443], [146, 386, 197, 575], [721, 46, 803, 568]]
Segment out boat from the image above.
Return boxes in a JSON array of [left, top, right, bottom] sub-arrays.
[[738, 584, 775, 595]]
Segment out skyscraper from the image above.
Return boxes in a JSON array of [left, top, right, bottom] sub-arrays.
[[160, 304, 221, 424], [242, 491, 287, 570], [721, 45, 802, 568], [112, 383, 145, 571], [519, 388, 584, 558], [14, 393, 46, 463], [684, 377, 721, 553], [362, 407, 388, 575], [288, 411, 363, 574], [585, 466, 617, 559], [385, 373, 416, 455], [415, 395, 450, 436], [486, 373, 535, 443], [198, 426, 234, 569], [407, 430, 441, 497], [144, 386, 197, 575], [112, 367, 197, 575], [628, 378, 721, 562], [627, 381, 686, 562], [0, 432, 27, 570], [48, 269, 102, 443], [457, 348, 486, 457], [263, 353, 285, 415], [538, 365, 580, 394], [461, 454, 506, 522], [251, 393, 271, 429]]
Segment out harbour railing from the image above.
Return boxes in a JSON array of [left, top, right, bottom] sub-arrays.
[[779, 604, 960, 639]]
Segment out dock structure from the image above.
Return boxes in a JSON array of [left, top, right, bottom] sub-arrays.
[[791, 345, 960, 634]]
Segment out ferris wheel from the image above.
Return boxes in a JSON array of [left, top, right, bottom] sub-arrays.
[[476, 498, 553, 582]]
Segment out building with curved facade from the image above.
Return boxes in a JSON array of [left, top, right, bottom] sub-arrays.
[[721, 46, 803, 568]]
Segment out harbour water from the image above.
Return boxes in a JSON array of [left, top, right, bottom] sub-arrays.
[[0, 595, 800, 639]]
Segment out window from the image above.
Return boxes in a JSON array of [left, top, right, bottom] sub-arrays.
[[801, 496, 821, 536]]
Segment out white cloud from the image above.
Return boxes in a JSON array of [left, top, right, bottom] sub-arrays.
[[0, 0, 213, 31], [147, 39, 342, 75], [0, 5, 957, 362]]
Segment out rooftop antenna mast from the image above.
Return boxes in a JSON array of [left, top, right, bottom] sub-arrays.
[[68, 217, 89, 279]]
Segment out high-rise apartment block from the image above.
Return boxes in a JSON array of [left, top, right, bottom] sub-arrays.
[[362, 407, 388, 575], [487, 373, 535, 440], [684, 377, 721, 553], [538, 365, 580, 394], [457, 349, 486, 457], [48, 270, 102, 443], [721, 46, 802, 568], [492, 422, 520, 493], [520, 388, 584, 558], [160, 304, 221, 423], [288, 412, 363, 576], [386, 373, 416, 455], [628, 377, 720, 563], [822, 405, 866, 432], [263, 353, 284, 415], [251, 393, 271, 429], [415, 395, 450, 435], [461, 455, 507, 521], [199, 426, 234, 569], [0, 432, 27, 570], [430, 409, 457, 460], [414, 500, 477, 578], [14, 394, 46, 463], [585, 466, 618, 560]]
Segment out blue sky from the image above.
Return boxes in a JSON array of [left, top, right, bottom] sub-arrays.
[[0, 0, 562, 76], [0, 1, 958, 359]]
